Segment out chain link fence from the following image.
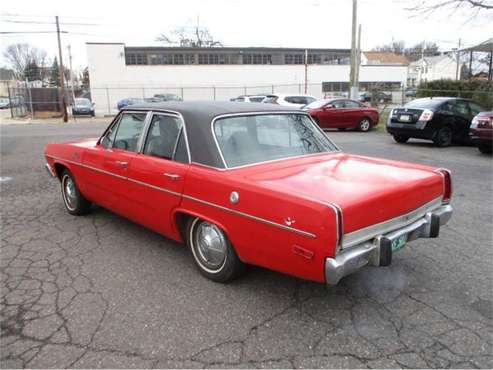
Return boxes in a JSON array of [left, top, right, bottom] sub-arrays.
[[4, 82, 492, 119]]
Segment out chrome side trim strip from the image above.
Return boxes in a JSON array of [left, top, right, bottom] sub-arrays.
[[342, 197, 443, 249], [182, 193, 317, 239], [46, 154, 316, 239], [126, 177, 182, 197]]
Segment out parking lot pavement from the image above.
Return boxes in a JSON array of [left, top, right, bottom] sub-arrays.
[[1, 122, 492, 369]]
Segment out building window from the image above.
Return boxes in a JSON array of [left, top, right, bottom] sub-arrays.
[[184, 54, 195, 64], [126, 53, 147, 65]]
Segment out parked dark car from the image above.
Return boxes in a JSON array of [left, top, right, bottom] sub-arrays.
[[72, 98, 95, 116], [405, 88, 417, 98], [117, 98, 144, 110], [469, 111, 493, 154], [0, 97, 10, 109], [304, 98, 379, 132], [146, 93, 182, 103], [359, 91, 392, 104], [386, 97, 486, 147]]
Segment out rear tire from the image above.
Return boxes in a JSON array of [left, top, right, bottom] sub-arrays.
[[186, 218, 246, 283], [60, 169, 92, 215], [433, 127, 453, 147], [478, 143, 492, 154], [393, 134, 409, 143], [358, 118, 371, 132]]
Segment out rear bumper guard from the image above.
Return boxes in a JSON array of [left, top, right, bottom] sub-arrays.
[[325, 204, 453, 285]]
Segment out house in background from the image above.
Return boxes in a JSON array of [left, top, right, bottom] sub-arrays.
[[361, 52, 409, 66], [407, 52, 490, 86]]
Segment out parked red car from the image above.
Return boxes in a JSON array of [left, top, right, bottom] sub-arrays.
[[44, 102, 452, 285], [303, 98, 379, 132], [469, 111, 492, 154]]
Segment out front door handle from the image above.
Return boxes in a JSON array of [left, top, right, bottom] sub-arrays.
[[115, 160, 128, 168], [163, 173, 180, 181]]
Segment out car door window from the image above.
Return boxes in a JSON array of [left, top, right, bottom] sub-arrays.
[[112, 112, 147, 152], [469, 102, 484, 116], [440, 101, 455, 114], [454, 101, 470, 116], [331, 100, 345, 108], [344, 100, 360, 108], [143, 114, 184, 161]]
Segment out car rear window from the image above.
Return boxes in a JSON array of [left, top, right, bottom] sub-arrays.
[[213, 113, 338, 167], [404, 98, 445, 110]]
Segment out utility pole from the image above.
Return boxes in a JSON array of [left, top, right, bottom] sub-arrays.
[[355, 24, 361, 91], [349, 0, 358, 100], [55, 16, 68, 122], [304, 49, 308, 94], [67, 44, 76, 102], [455, 38, 461, 81]]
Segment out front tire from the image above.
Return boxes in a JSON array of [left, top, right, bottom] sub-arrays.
[[61, 170, 92, 215], [433, 127, 453, 147], [478, 143, 492, 154], [358, 118, 371, 132], [187, 218, 246, 283]]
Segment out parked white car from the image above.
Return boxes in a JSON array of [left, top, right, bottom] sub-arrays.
[[230, 95, 267, 103], [262, 94, 317, 108]]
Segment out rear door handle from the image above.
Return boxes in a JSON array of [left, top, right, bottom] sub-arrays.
[[115, 160, 128, 168], [163, 173, 180, 181]]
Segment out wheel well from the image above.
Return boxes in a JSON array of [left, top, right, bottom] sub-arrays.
[[53, 163, 68, 181]]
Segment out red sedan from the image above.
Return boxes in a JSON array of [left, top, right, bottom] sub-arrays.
[[44, 102, 452, 285], [304, 98, 379, 132]]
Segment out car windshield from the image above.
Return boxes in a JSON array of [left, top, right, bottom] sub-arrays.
[[304, 99, 330, 109], [213, 113, 338, 168], [75, 99, 91, 107], [404, 98, 445, 109]]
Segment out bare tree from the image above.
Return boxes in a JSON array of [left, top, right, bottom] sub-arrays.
[[371, 41, 441, 62], [3, 43, 47, 80], [156, 25, 222, 48], [406, 0, 493, 17]]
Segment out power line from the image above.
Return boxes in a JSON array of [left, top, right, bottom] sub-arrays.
[[1, 19, 102, 26]]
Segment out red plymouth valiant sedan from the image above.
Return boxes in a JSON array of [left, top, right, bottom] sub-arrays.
[[303, 98, 379, 132], [44, 102, 453, 285]]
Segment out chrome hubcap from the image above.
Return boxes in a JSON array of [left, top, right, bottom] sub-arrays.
[[194, 222, 227, 270], [63, 176, 77, 209]]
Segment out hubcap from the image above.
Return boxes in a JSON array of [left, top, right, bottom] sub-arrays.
[[361, 119, 370, 131], [194, 221, 227, 270], [63, 176, 77, 209]]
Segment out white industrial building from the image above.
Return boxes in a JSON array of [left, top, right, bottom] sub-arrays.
[[87, 43, 408, 113]]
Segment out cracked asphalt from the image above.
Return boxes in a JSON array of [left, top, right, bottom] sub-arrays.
[[1, 120, 492, 369]]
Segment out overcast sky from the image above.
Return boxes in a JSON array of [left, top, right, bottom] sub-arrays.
[[1, 0, 492, 72]]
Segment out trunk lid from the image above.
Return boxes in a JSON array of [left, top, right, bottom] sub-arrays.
[[390, 108, 423, 124], [239, 153, 444, 234]]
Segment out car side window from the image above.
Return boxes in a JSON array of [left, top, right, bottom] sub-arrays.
[[469, 102, 484, 116], [454, 101, 470, 116], [100, 116, 121, 149], [332, 100, 345, 108], [112, 112, 147, 152], [344, 100, 360, 108], [143, 114, 183, 160], [440, 101, 455, 114]]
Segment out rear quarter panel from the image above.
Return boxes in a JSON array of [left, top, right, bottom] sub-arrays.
[[177, 165, 339, 283]]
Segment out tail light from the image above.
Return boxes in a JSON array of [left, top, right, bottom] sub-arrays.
[[436, 168, 452, 204], [419, 109, 434, 121]]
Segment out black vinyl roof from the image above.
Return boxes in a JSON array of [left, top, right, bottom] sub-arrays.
[[123, 101, 303, 168]]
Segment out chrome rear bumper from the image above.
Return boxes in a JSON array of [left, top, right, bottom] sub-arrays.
[[325, 204, 453, 285]]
